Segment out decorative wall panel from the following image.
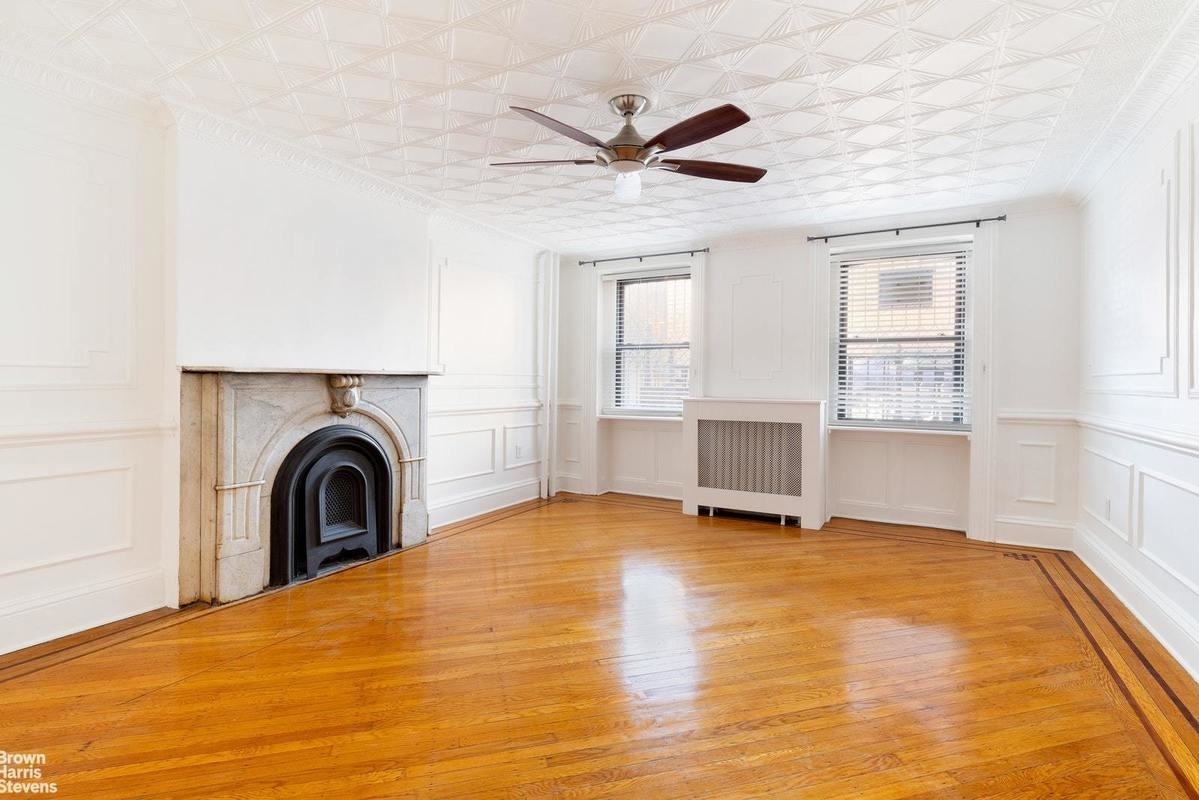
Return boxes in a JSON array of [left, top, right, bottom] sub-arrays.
[[1081, 447, 1135, 542]]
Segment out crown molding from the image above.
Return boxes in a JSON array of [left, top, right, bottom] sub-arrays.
[[164, 100, 439, 213], [0, 43, 554, 249], [164, 101, 555, 250], [1067, 0, 1199, 200], [0, 44, 148, 119]]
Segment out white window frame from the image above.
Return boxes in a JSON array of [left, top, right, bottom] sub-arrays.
[[590, 254, 705, 421], [828, 237, 974, 433]]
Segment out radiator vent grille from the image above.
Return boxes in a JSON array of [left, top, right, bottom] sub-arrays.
[[697, 420, 802, 496]]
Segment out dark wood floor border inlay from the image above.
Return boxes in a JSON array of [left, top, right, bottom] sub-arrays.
[[1034, 557, 1199, 799], [1056, 554, 1199, 737]]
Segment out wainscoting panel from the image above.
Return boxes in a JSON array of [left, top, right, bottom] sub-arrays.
[[0, 78, 172, 655], [554, 402, 583, 493], [427, 428, 496, 486], [1081, 446, 1135, 542], [599, 418, 685, 500], [1075, 424, 1199, 681], [992, 416, 1078, 548], [425, 232, 547, 527], [1138, 469, 1199, 593], [828, 429, 969, 530]]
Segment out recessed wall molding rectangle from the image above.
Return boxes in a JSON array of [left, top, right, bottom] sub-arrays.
[[1016, 441, 1057, 504], [1084, 137, 1179, 397], [729, 274, 784, 380], [427, 427, 496, 486], [0, 114, 135, 390], [1080, 447, 1134, 542], [0, 465, 134, 577], [503, 422, 541, 470], [1136, 468, 1199, 594]]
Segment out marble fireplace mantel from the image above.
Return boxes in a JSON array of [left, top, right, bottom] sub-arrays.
[[179, 370, 431, 604]]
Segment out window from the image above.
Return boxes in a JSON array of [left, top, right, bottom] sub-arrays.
[[609, 272, 691, 415], [832, 244, 970, 429]]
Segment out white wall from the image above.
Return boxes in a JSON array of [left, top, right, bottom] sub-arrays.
[[173, 134, 431, 373], [1075, 65, 1199, 679], [0, 61, 551, 652], [425, 216, 549, 525], [0, 76, 174, 653], [556, 201, 1080, 544]]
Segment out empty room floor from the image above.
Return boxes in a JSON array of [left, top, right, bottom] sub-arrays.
[[2, 495, 1198, 799]]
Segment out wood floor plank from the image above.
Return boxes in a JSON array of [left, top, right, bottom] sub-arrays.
[[0, 494, 1195, 798]]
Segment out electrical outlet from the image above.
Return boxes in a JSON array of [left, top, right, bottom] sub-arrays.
[[1105, 498, 1111, 521], [515, 444, 524, 459]]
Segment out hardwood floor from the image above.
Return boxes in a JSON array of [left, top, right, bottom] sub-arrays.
[[2, 494, 1198, 799]]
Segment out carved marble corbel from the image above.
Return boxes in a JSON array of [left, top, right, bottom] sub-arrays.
[[328, 375, 364, 417]]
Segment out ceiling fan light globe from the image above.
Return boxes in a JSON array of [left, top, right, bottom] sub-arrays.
[[613, 172, 642, 202]]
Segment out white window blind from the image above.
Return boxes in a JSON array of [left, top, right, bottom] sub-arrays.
[[833, 244, 970, 429], [612, 272, 691, 414]]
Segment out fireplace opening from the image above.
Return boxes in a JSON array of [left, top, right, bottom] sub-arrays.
[[270, 425, 393, 586]]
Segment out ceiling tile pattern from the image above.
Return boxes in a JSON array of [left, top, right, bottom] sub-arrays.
[[1, 0, 1194, 251]]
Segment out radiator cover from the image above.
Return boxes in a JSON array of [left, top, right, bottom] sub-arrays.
[[683, 399, 826, 526]]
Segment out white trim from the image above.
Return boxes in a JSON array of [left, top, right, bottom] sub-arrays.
[[427, 478, 542, 528], [828, 424, 970, 437], [1075, 525, 1199, 683], [428, 402, 542, 417], [0, 568, 165, 656], [968, 223, 997, 542], [1078, 413, 1199, 456], [995, 411, 1079, 425], [991, 515, 1074, 550], [0, 421, 175, 447]]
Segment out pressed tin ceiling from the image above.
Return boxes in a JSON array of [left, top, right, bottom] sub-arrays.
[[1, 0, 1196, 252]]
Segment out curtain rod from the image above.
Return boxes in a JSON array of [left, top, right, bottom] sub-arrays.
[[807, 214, 1007, 243], [579, 247, 709, 267]]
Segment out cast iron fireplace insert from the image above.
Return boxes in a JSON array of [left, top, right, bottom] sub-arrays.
[[269, 425, 393, 586]]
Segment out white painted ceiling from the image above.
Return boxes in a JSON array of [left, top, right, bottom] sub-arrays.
[[2, 0, 1195, 252]]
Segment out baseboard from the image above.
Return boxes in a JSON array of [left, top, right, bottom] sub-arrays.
[[0, 568, 165, 656], [602, 478, 683, 501], [554, 474, 583, 494], [992, 515, 1074, 550], [1075, 526, 1199, 683], [427, 478, 542, 528], [828, 504, 965, 532]]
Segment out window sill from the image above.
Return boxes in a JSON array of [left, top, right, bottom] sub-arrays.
[[598, 413, 683, 423], [828, 424, 972, 437]]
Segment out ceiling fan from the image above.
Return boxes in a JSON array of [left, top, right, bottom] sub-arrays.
[[491, 94, 767, 201]]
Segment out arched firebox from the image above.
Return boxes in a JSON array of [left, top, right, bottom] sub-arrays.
[[270, 425, 393, 586]]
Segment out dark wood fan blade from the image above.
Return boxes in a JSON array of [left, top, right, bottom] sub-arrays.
[[510, 107, 606, 148], [491, 159, 597, 166], [659, 159, 766, 183], [643, 104, 750, 152]]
